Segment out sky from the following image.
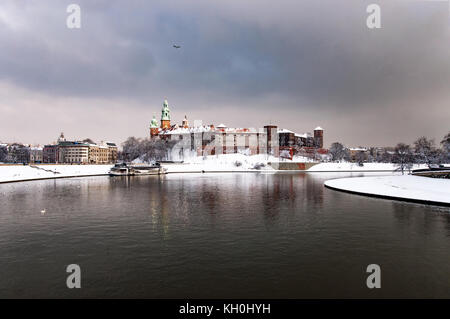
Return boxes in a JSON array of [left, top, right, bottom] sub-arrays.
[[0, 0, 449, 148]]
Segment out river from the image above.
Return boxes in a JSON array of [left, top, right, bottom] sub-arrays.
[[0, 172, 449, 298]]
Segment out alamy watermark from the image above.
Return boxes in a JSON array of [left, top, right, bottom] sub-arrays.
[[66, 4, 81, 29], [64, 3, 450, 31], [366, 264, 381, 289], [66, 264, 81, 289], [366, 4, 381, 29]]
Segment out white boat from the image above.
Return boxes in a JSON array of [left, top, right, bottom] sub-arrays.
[[109, 163, 167, 176]]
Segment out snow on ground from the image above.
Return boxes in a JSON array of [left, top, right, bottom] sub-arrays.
[[324, 175, 450, 205], [0, 155, 438, 183], [166, 154, 428, 173], [164, 153, 276, 173], [0, 164, 112, 183], [307, 162, 426, 172]]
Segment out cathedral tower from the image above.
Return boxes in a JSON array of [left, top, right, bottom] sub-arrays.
[[160, 99, 171, 129], [150, 115, 159, 138]]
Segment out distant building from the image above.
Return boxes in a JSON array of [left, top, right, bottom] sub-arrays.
[[43, 144, 59, 163], [88, 142, 118, 164], [43, 133, 117, 164], [349, 147, 369, 162], [149, 99, 325, 159], [105, 142, 118, 163], [58, 141, 90, 164], [182, 115, 189, 128], [314, 127, 324, 148], [30, 147, 43, 163]]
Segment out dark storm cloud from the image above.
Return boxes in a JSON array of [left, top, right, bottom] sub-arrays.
[[0, 0, 449, 145]]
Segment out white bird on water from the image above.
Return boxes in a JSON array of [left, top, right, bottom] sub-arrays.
[[40, 209, 46, 215]]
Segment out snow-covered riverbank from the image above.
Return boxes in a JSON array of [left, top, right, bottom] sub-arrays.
[[164, 154, 275, 173], [307, 162, 422, 172], [325, 175, 450, 206], [0, 154, 435, 184], [164, 154, 427, 173], [0, 164, 112, 183]]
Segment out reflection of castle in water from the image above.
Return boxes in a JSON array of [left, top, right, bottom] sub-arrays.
[[155, 173, 325, 228]]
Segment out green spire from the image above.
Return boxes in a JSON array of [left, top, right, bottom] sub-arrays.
[[161, 99, 171, 121], [150, 115, 159, 128]]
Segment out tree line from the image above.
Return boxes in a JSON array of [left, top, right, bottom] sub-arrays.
[[329, 132, 450, 173]]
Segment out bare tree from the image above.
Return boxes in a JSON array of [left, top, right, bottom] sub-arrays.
[[141, 139, 176, 162], [121, 137, 177, 163], [122, 137, 143, 162], [379, 150, 392, 163], [354, 151, 366, 165], [441, 132, 450, 162], [367, 147, 377, 163], [329, 142, 347, 161], [413, 136, 435, 164], [0, 145, 7, 163], [393, 143, 413, 174]]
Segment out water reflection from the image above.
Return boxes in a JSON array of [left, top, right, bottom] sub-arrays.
[[0, 173, 449, 298], [392, 201, 450, 237]]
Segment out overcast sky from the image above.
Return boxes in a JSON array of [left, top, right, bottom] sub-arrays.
[[0, 0, 449, 147]]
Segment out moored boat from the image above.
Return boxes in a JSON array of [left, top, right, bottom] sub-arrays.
[[109, 163, 167, 176]]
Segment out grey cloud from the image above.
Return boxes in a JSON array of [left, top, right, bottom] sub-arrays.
[[0, 0, 449, 146]]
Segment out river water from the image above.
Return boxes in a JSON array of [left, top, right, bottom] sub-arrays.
[[0, 172, 449, 298]]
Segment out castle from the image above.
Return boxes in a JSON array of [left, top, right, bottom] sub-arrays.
[[150, 99, 324, 159]]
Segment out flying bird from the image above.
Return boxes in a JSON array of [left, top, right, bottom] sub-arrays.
[[173, 44, 181, 49]]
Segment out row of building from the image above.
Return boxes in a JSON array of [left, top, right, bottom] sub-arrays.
[[42, 133, 118, 164], [0, 134, 118, 164], [149, 99, 325, 159]]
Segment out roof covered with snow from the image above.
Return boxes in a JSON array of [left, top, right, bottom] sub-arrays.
[[349, 147, 368, 151], [277, 128, 293, 134], [295, 133, 312, 138]]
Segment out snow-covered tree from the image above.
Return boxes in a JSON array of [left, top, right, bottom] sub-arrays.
[[441, 132, 450, 161], [367, 147, 378, 163], [413, 136, 435, 164], [0, 145, 7, 163], [393, 143, 413, 174], [4, 143, 30, 163], [381, 151, 393, 163], [121, 137, 176, 162], [141, 138, 176, 162], [329, 142, 347, 161], [121, 137, 143, 162], [354, 151, 366, 165]]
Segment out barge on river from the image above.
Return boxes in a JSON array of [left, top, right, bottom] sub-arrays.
[[109, 163, 167, 176]]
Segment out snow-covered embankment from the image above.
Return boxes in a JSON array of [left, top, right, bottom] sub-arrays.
[[164, 154, 275, 173], [0, 164, 113, 183], [324, 175, 450, 206], [307, 162, 424, 172]]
